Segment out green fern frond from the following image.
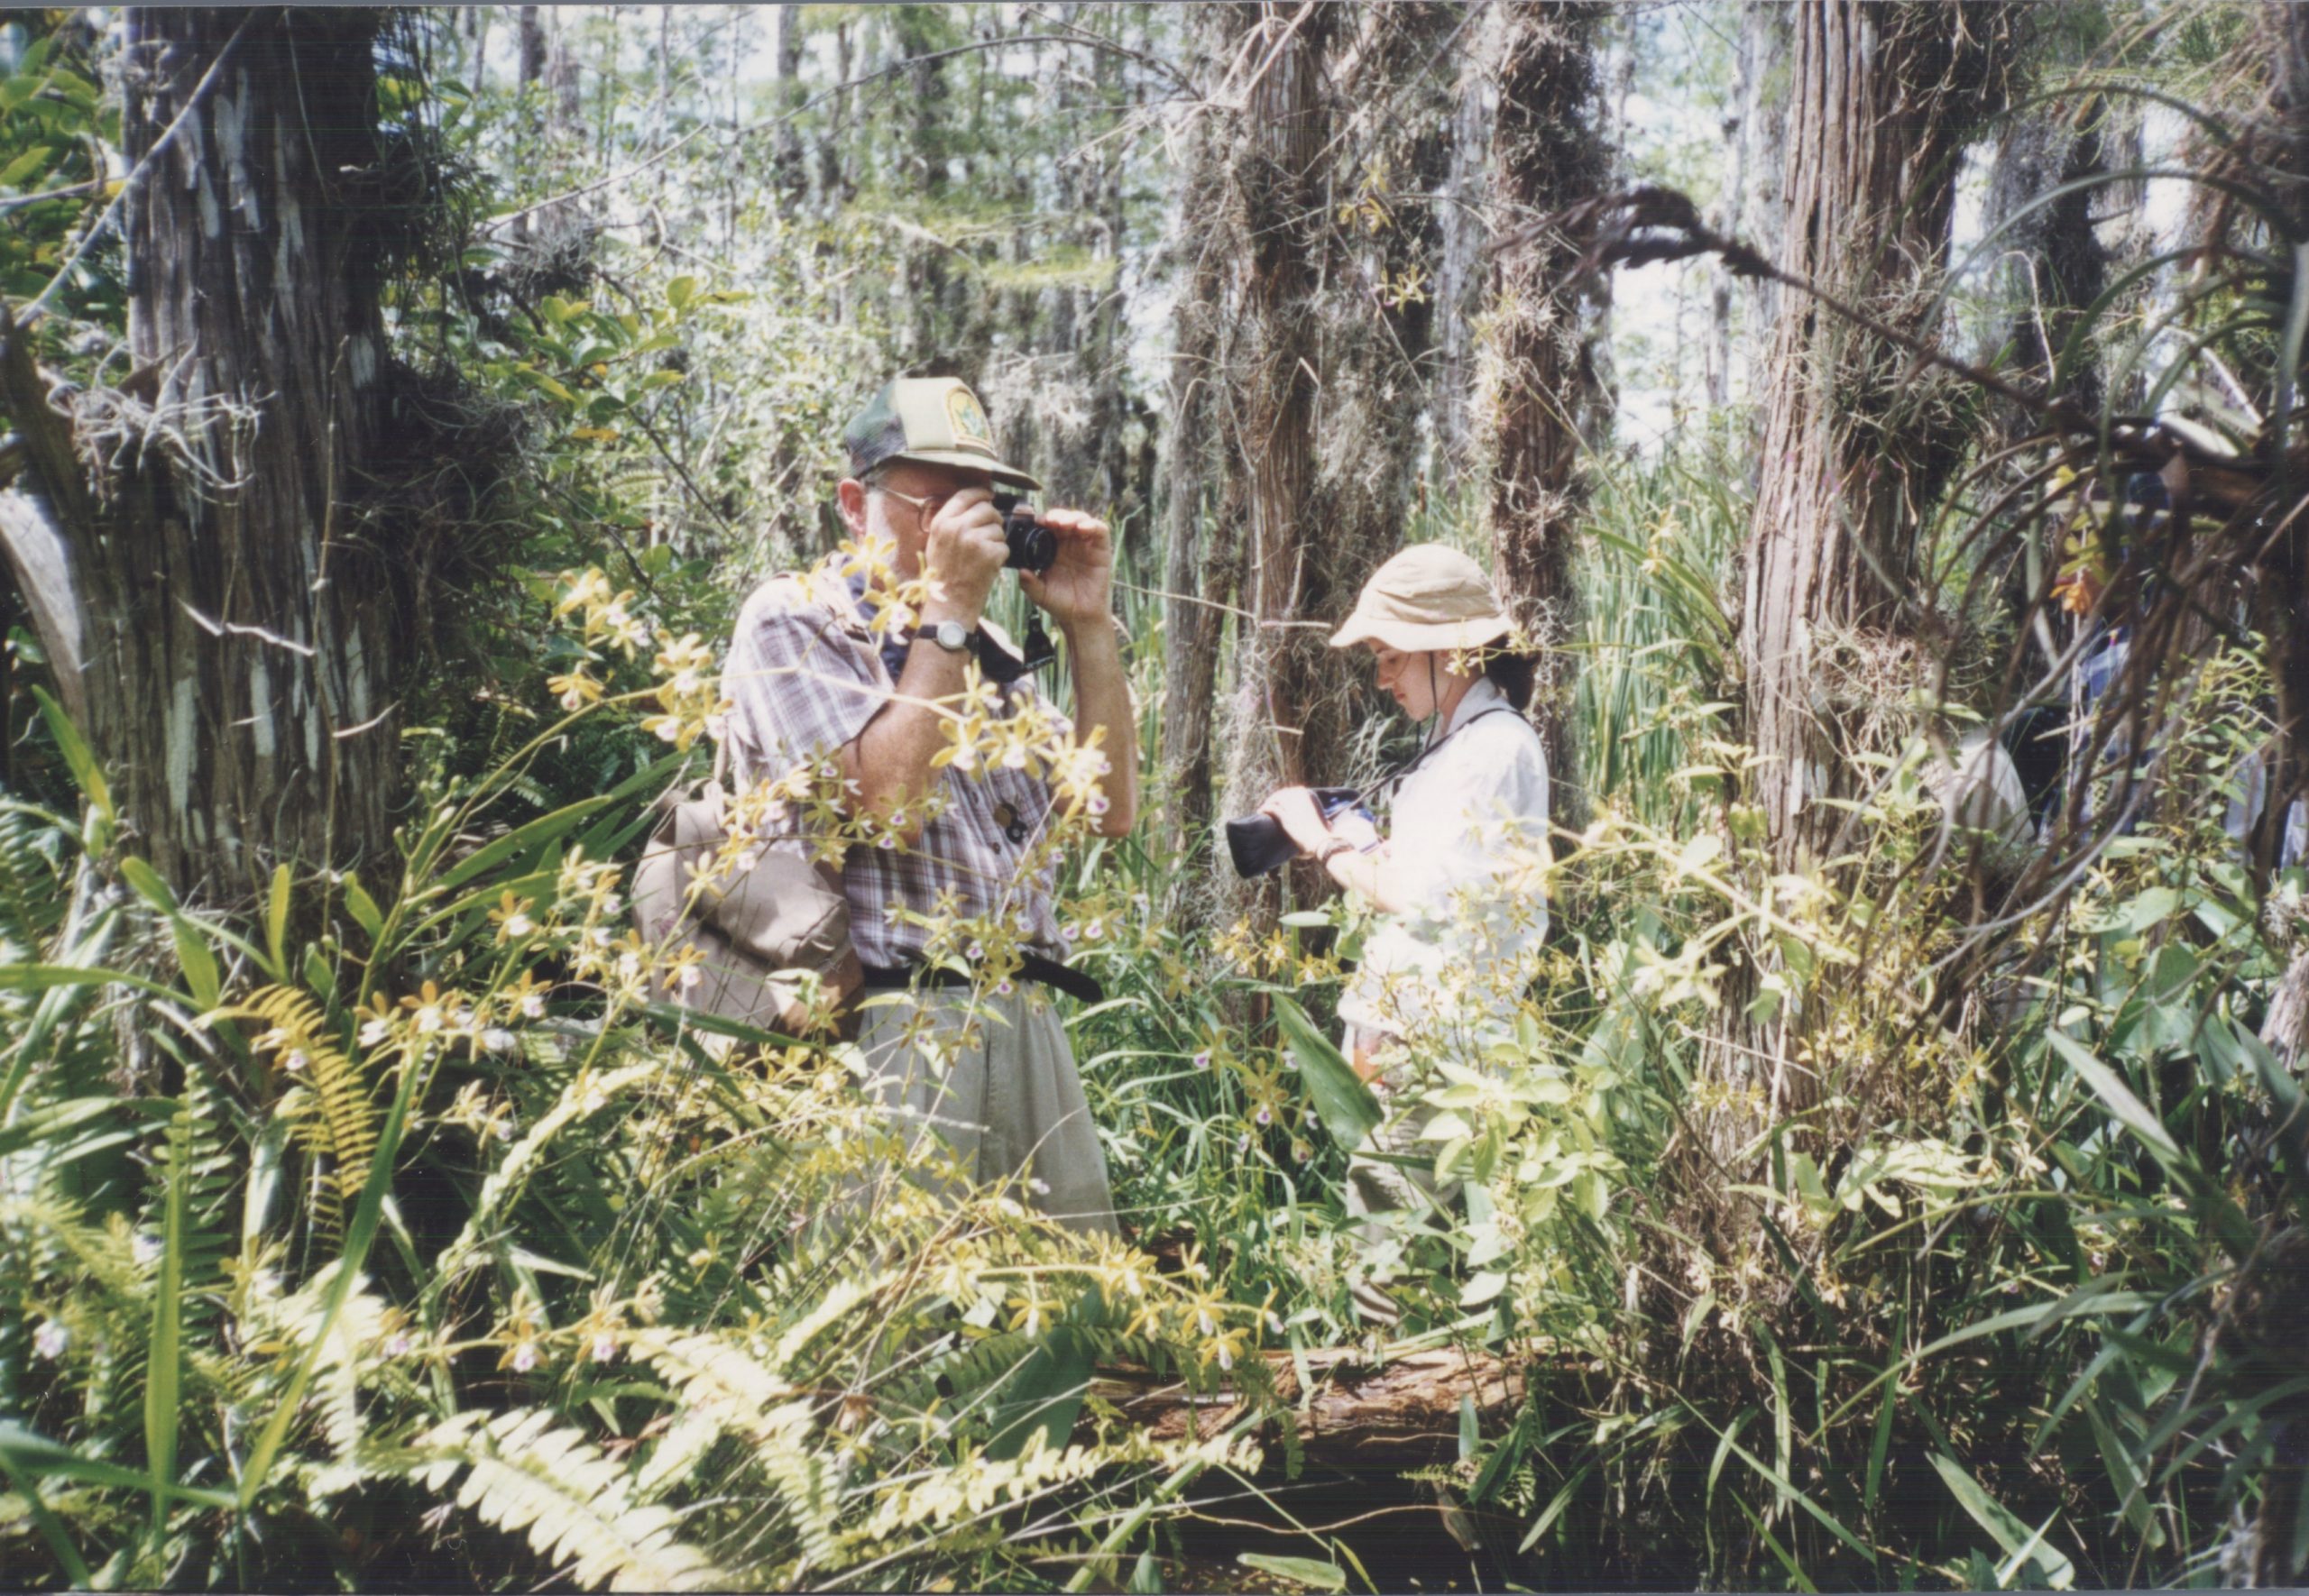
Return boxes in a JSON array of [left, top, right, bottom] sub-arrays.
[[630, 1410, 724, 1503], [219, 986, 373, 1239], [0, 803, 69, 953], [625, 1328, 802, 1435], [773, 1269, 896, 1373], [145, 1045, 243, 1334], [409, 1408, 726, 1592], [245, 1265, 391, 1478], [625, 1329, 834, 1572]]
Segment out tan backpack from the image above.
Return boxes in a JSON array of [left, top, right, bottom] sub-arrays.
[[631, 742, 862, 1038]]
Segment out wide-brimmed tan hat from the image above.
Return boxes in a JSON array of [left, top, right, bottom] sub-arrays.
[[1329, 543, 1513, 653]]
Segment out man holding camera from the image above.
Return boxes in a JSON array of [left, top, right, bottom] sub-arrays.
[[719, 377, 1136, 1234]]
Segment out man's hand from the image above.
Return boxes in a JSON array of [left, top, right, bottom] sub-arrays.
[[1259, 786, 1334, 857], [920, 486, 1009, 627], [1019, 508, 1114, 631]]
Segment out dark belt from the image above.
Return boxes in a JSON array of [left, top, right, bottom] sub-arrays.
[[860, 952, 1104, 1005]]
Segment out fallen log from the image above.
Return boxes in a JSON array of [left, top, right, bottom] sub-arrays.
[[1085, 1344, 1538, 1471]]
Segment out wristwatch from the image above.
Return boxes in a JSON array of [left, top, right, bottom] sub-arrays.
[[922, 620, 972, 656], [1315, 838, 1356, 867]]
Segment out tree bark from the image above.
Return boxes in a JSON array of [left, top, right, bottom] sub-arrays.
[[1091, 1344, 1532, 1469], [1710, 2, 1789, 409], [1163, 3, 1449, 909], [0, 9, 406, 899], [1156, 81, 1236, 884], [2255, 2, 2309, 887], [1210, 1, 1340, 920], [1482, 1, 1610, 824], [1739, 1, 2008, 866], [1296, 0, 1455, 790], [1432, 37, 1496, 471], [1696, 1, 2010, 1135], [769, 5, 806, 214]]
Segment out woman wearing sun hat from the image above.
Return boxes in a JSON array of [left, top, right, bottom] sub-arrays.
[[1257, 542, 1551, 1322]]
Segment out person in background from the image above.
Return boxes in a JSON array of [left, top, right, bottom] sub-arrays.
[[1257, 544, 1551, 1324]]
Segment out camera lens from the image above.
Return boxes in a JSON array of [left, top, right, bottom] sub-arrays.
[[1003, 506, 1058, 573]]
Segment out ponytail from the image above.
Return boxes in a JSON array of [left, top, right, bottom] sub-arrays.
[[1482, 648, 1537, 711]]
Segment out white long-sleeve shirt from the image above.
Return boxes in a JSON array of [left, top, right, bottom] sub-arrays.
[[1338, 677, 1551, 1048]]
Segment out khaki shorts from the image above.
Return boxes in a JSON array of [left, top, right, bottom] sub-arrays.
[[851, 984, 1118, 1236]]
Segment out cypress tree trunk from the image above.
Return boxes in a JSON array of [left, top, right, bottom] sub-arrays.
[[1432, 38, 1495, 472], [1740, 1, 2008, 866], [1706, 0, 2009, 1126], [1299, 0, 1455, 772], [1711, 2, 1789, 409], [0, 10, 405, 898], [1483, 1, 1610, 820], [1211, 1, 1338, 915], [1162, 2, 1444, 905]]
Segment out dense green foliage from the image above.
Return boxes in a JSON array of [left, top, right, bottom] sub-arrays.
[[4, 5, 2308, 1592]]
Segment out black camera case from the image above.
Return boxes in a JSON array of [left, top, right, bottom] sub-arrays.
[[1224, 788, 1367, 878]]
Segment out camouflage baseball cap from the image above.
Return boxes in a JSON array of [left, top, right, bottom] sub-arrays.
[[842, 376, 1042, 491]]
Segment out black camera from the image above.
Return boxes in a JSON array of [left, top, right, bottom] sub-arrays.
[[990, 491, 1059, 574], [1224, 788, 1373, 878]]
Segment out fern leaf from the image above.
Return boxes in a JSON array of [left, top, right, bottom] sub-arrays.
[[220, 986, 373, 1241], [626, 1330, 834, 1572], [410, 1408, 725, 1592]]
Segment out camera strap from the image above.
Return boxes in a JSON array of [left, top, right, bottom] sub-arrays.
[[1383, 705, 1522, 800], [1020, 613, 1058, 674]]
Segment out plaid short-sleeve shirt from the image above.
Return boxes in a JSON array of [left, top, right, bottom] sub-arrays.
[[717, 557, 1069, 968]]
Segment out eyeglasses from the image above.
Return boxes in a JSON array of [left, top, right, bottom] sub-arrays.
[[869, 483, 950, 520]]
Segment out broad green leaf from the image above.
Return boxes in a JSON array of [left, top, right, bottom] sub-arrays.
[[2083, 1392, 2158, 1544], [1459, 1270, 1506, 1307], [119, 857, 220, 1010], [2099, 885, 2183, 936], [1, 143, 55, 187], [2047, 1029, 2178, 1160], [342, 876, 385, 943], [235, 1037, 428, 1508], [2047, 1028, 2254, 1256], [1236, 1554, 1345, 1592], [265, 862, 292, 978], [0, 1421, 233, 1508], [145, 1105, 189, 1549], [0, 1444, 92, 1588], [0, 1096, 129, 1160], [0, 962, 177, 999], [1520, 1460, 1596, 1551], [1929, 1452, 2075, 1589], [31, 686, 112, 849], [435, 794, 620, 894], [987, 1326, 1091, 1463], [1273, 994, 1380, 1149]]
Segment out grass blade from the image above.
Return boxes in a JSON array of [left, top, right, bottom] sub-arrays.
[[144, 1101, 189, 1551]]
